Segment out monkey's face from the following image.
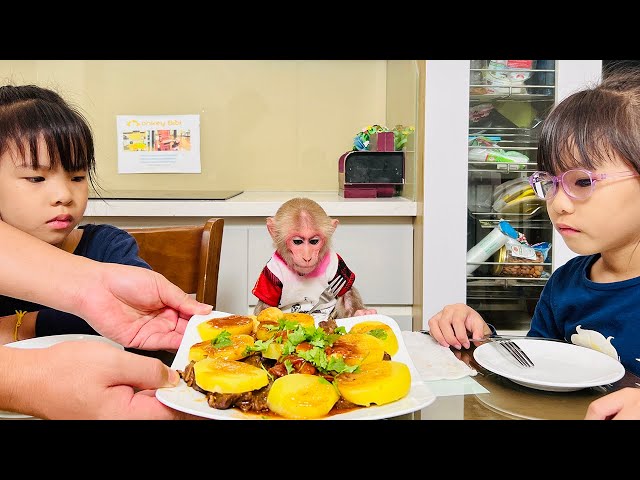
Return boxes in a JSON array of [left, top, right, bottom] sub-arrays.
[[284, 224, 327, 276]]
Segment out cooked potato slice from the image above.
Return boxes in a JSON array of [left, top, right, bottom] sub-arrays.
[[249, 315, 259, 334], [193, 357, 269, 394], [336, 360, 411, 406], [262, 341, 284, 360], [188, 334, 255, 362], [349, 320, 399, 356], [196, 315, 253, 341], [257, 307, 285, 323], [267, 374, 339, 419], [255, 320, 280, 341], [282, 312, 315, 327], [329, 333, 385, 366]]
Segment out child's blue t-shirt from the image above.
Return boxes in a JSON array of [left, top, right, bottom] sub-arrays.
[[0, 224, 151, 337], [530, 254, 640, 376]]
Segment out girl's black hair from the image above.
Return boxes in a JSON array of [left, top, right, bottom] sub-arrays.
[[0, 84, 98, 191], [537, 67, 640, 175]]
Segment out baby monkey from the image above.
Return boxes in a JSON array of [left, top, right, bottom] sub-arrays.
[[252, 197, 377, 320]]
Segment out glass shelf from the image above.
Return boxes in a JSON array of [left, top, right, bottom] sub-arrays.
[[466, 60, 556, 330]]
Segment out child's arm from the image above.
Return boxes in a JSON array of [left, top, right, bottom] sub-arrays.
[[585, 388, 640, 420], [0, 311, 37, 344]]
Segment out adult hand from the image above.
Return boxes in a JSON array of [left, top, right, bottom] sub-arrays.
[[11, 341, 203, 419], [76, 263, 212, 351], [427, 303, 491, 350], [584, 387, 640, 420]]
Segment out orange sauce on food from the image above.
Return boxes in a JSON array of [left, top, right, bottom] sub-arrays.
[[207, 315, 252, 328]]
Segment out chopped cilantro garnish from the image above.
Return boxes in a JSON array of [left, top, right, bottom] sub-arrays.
[[246, 318, 361, 375], [211, 330, 233, 348], [246, 337, 273, 354], [367, 328, 388, 341], [284, 359, 294, 374]]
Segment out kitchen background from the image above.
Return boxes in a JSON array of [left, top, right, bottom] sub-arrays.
[[0, 60, 419, 200], [0, 61, 610, 332]]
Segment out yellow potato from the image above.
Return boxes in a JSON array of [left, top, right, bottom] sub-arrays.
[[329, 333, 385, 366], [196, 315, 253, 341], [267, 374, 339, 419], [349, 320, 399, 356], [336, 360, 411, 406], [255, 320, 280, 341], [282, 312, 315, 327], [262, 341, 284, 360], [188, 334, 255, 362], [249, 315, 259, 334], [193, 357, 269, 394], [257, 307, 285, 323]]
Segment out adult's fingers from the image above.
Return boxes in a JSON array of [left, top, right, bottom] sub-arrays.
[[157, 275, 213, 317], [111, 349, 181, 391]]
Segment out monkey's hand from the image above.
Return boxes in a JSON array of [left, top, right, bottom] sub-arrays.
[[353, 308, 377, 316], [335, 287, 375, 318]]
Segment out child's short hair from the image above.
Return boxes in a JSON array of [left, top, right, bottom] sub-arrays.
[[538, 67, 640, 175], [0, 84, 97, 188]]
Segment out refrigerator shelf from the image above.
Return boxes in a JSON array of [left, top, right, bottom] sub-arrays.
[[477, 219, 551, 229], [463, 60, 559, 328], [469, 208, 550, 229], [469, 92, 555, 103], [468, 163, 538, 174], [466, 276, 548, 287], [467, 292, 543, 302]]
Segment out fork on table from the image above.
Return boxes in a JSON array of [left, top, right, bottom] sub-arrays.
[[419, 331, 535, 368]]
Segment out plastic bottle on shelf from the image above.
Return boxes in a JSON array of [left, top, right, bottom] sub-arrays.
[[465, 220, 518, 275]]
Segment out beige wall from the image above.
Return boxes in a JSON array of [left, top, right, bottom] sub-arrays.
[[386, 60, 418, 200], [0, 60, 418, 198]]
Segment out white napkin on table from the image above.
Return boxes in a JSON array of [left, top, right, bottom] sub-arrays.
[[402, 331, 477, 381]]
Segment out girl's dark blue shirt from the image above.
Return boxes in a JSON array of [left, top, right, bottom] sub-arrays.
[[530, 253, 640, 376], [0, 224, 150, 336]]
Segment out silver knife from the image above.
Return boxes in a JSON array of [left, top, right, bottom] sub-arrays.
[[418, 330, 565, 343]]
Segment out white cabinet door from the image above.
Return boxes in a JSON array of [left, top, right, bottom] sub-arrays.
[[215, 226, 249, 315]]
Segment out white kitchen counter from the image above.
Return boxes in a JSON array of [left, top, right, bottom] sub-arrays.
[[83, 190, 417, 329], [85, 191, 417, 217]]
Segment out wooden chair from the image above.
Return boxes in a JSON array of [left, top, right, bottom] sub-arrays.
[[125, 218, 224, 365], [126, 218, 224, 308]]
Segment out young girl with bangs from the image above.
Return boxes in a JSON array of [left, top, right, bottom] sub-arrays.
[[0, 84, 151, 343], [427, 69, 640, 419]]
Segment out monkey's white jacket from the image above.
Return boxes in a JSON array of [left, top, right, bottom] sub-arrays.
[[252, 250, 356, 321]]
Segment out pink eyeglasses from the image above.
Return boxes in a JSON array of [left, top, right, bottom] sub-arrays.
[[528, 168, 640, 200]]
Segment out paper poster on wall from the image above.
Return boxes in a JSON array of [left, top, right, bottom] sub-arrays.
[[117, 114, 201, 173]]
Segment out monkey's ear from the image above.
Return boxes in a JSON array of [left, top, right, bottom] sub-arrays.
[[266, 217, 277, 238], [331, 218, 339, 230]]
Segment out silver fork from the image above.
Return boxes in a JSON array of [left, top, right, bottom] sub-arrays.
[[304, 276, 347, 314], [496, 339, 535, 368], [419, 330, 535, 367]]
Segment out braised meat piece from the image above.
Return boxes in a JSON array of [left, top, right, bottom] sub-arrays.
[[234, 383, 271, 412], [205, 382, 272, 412], [318, 317, 338, 334], [179, 362, 207, 394], [207, 392, 241, 410]]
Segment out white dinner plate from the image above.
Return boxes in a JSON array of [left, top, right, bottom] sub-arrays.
[[1, 334, 124, 419], [156, 312, 436, 419], [473, 339, 625, 392]]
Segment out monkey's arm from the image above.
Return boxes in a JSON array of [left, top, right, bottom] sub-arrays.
[[335, 286, 377, 318], [253, 300, 271, 316]]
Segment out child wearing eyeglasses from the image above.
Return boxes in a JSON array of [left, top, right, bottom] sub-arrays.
[[428, 68, 640, 394]]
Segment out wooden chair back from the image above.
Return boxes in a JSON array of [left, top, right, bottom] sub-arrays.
[[126, 218, 224, 308]]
